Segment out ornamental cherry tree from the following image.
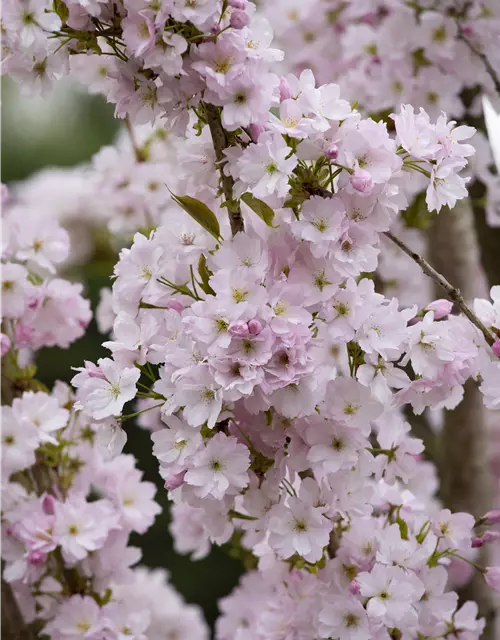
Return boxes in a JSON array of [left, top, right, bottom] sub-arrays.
[[2, 1, 500, 640]]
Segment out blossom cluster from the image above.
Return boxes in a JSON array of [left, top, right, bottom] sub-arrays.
[[263, 0, 500, 227], [1, 381, 208, 640], [3, 1, 500, 639], [70, 70, 500, 638], [1, 186, 92, 363], [2, 0, 281, 131]]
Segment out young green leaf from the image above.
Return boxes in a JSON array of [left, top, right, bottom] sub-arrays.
[[198, 254, 216, 296], [241, 192, 277, 227], [171, 193, 222, 241]]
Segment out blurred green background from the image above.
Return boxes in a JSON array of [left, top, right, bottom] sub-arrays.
[[1, 78, 243, 629]]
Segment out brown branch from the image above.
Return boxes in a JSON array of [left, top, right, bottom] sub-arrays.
[[204, 103, 244, 236], [458, 30, 500, 97], [124, 116, 145, 163], [383, 231, 496, 346]]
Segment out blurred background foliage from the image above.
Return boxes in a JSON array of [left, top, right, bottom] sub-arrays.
[[1, 77, 243, 628]]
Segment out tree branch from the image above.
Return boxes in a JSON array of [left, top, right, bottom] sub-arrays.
[[458, 30, 500, 97], [204, 103, 244, 236], [383, 231, 497, 346]]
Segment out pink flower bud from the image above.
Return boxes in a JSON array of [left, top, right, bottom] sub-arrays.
[[164, 471, 186, 491], [485, 567, 500, 592], [28, 550, 47, 566], [492, 341, 500, 358], [167, 299, 184, 314], [15, 324, 33, 348], [210, 23, 221, 35], [462, 24, 474, 37], [350, 168, 373, 194], [483, 510, 500, 524], [472, 536, 484, 548], [229, 321, 249, 337], [1, 333, 11, 357], [248, 319, 263, 335], [228, 0, 247, 7], [348, 579, 361, 596], [249, 123, 265, 142], [279, 78, 292, 102], [482, 531, 500, 543], [230, 9, 250, 29], [326, 144, 339, 161], [426, 299, 453, 320], [42, 494, 56, 515]]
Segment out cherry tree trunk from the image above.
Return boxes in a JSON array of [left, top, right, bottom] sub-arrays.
[[428, 199, 496, 637]]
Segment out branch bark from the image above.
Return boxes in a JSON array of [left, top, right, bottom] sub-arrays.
[[204, 103, 244, 236]]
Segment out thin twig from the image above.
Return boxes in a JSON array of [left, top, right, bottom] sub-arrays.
[[458, 30, 500, 96], [124, 116, 144, 163], [383, 231, 496, 346], [204, 103, 244, 236]]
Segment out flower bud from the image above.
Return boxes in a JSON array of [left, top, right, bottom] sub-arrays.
[[426, 299, 453, 320], [229, 321, 249, 337], [348, 579, 361, 596], [15, 323, 33, 348], [249, 123, 265, 142], [492, 340, 500, 358], [1, 333, 11, 357], [230, 9, 250, 30], [28, 550, 47, 566], [350, 168, 373, 194], [326, 144, 339, 161], [483, 510, 500, 524], [279, 78, 292, 102], [472, 537, 484, 548], [211, 23, 221, 35], [164, 471, 186, 491], [167, 299, 184, 314], [42, 494, 56, 515], [248, 319, 263, 335]]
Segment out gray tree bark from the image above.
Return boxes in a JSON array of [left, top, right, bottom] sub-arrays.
[[428, 200, 496, 638]]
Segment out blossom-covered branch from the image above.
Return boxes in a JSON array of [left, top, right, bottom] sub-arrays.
[[384, 230, 497, 347]]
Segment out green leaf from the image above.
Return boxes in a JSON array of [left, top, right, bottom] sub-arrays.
[[54, 0, 69, 22], [241, 192, 277, 227], [171, 193, 222, 241], [198, 254, 216, 296]]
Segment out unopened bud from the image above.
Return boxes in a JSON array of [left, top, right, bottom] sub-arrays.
[[249, 123, 265, 142], [326, 144, 339, 161], [28, 550, 47, 566], [229, 321, 249, 337], [230, 9, 250, 29], [279, 78, 292, 102], [42, 494, 56, 515], [492, 340, 500, 358], [350, 168, 373, 194], [164, 471, 186, 491], [483, 510, 500, 524], [15, 323, 33, 347], [348, 579, 361, 596], [426, 299, 453, 320], [211, 23, 221, 35], [248, 319, 263, 335], [167, 299, 184, 314], [472, 536, 484, 548]]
